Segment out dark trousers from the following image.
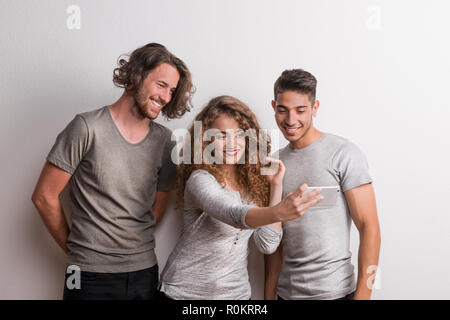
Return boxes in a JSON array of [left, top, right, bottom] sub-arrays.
[[157, 290, 174, 301], [335, 291, 355, 300], [63, 265, 159, 300], [277, 291, 355, 300]]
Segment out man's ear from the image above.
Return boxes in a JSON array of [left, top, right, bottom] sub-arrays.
[[312, 100, 320, 117], [271, 100, 276, 110]]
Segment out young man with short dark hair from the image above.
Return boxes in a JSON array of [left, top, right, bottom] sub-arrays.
[[264, 69, 381, 300]]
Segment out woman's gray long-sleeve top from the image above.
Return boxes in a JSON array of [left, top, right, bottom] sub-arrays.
[[159, 169, 282, 300]]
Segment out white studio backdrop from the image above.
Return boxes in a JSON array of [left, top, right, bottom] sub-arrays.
[[1, 0, 449, 299]]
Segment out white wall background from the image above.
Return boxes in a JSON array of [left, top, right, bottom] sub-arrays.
[[1, 0, 449, 299]]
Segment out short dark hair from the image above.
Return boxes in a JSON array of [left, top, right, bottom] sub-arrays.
[[273, 69, 317, 104], [113, 43, 195, 119]]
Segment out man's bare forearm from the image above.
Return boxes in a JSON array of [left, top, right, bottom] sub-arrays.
[[268, 183, 282, 231], [264, 245, 283, 300], [344, 183, 380, 300], [32, 196, 70, 253], [152, 191, 171, 225], [354, 226, 381, 300]]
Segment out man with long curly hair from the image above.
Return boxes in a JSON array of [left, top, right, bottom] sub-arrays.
[[31, 43, 195, 300]]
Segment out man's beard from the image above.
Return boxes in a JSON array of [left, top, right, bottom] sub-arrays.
[[133, 91, 153, 120]]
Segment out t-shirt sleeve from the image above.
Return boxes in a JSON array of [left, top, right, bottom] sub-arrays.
[[252, 226, 282, 254], [332, 141, 373, 192], [156, 135, 177, 192], [46, 115, 90, 175], [185, 170, 257, 229]]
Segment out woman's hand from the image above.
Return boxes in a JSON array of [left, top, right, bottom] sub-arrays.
[[273, 184, 322, 222], [245, 182, 323, 229], [264, 157, 285, 187]]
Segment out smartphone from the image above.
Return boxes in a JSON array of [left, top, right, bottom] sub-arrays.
[[304, 186, 340, 208]]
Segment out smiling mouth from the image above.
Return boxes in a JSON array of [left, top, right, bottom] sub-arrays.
[[284, 126, 302, 135], [150, 98, 162, 110], [224, 149, 239, 156]]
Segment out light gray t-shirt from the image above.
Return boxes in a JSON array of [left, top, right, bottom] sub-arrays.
[[47, 106, 176, 273], [160, 169, 283, 300], [276, 133, 372, 300]]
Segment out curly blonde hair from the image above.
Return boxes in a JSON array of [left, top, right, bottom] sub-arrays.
[[176, 95, 271, 208]]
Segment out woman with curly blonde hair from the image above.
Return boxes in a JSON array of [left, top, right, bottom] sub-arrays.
[[159, 95, 322, 300]]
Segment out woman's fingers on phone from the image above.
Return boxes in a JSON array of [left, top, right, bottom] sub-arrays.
[[301, 188, 322, 203], [300, 194, 323, 212], [295, 184, 308, 197]]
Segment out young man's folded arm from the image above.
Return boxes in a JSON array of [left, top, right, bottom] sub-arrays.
[[152, 191, 171, 224], [31, 161, 72, 254]]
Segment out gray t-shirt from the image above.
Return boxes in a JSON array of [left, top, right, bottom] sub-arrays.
[[47, 106, 176, 273], [275, 133, 372, 300], [160, 169, 282, 300]]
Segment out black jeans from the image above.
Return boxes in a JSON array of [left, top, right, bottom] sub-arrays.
[[63, 264, 159, 300], [277, 291, 355, 300], [335, 291, 355, 300], [156, 290, 174, 301]]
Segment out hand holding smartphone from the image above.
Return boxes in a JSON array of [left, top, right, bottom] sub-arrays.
[[303, 186, 340, 207]]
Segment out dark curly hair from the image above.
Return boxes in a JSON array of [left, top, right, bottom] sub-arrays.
[[176, 95, 271, 208], [113, 43, 195, 119], [274, 68, 317, 104]]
